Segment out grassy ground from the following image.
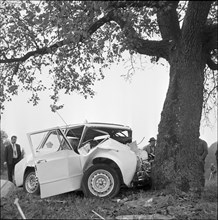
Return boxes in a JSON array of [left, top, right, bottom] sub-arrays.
[[0, 171, 217, 219]]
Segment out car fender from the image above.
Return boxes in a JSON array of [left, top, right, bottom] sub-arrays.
[[14, 157, 35, 187], [81, 139, 137, 186]]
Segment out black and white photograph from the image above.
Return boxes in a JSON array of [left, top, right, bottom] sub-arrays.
[[0, 1, 217, 219]]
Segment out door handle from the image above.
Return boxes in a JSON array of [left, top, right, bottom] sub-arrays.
[[37, 159, 47, 164]]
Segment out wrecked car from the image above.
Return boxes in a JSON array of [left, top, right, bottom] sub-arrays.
[[14, 122, 151, 199]]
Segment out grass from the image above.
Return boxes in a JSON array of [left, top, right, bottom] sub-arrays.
[[1, 172, 217, 219], [1, 186, 146, 219], [202, 179, 217, 201], [193, 179, 217, 220]]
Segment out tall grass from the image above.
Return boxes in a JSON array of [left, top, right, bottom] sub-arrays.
[[202, 179, 217, 202]]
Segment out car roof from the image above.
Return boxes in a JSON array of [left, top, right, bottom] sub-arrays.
[[27, 122, 131, 135], [62, 122, 132, 130]]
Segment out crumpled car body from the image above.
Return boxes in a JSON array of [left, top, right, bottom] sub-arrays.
[[14, 122, 151, 199]]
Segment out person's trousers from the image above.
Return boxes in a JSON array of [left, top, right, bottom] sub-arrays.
[[7, 163, 15, 182], [7, 159, 19, 182]]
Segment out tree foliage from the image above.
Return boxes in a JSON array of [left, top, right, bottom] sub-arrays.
[[0, 1, 217, 112], [0, 130, 8, 172]]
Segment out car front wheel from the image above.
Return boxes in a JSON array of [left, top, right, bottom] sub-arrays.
[[23, 170, 40, 195], [82, 164, 120, 198]]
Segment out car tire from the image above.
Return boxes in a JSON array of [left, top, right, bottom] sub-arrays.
[[82, 164, 120, 198], [23, 170, 40, 195]]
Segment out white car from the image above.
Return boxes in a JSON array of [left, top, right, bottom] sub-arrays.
[[14, 122, 151, 198]]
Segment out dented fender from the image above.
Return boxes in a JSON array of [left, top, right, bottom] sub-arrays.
[[80, 138, 138, 186]]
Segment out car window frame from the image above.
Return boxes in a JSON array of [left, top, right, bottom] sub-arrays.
[[27, 127, 73, 157]]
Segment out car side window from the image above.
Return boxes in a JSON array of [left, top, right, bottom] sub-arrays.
[[111, 130, 132, 144], [40, 131, 60, 153], [40, 130, 71, 153]]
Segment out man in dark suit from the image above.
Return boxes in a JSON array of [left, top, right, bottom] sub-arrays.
[[4, 135, 22, 182]]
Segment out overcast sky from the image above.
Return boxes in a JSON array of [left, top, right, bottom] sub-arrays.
[[1, 59, 217, 155]]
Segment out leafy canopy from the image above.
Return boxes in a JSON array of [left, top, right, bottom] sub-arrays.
[[0, 1, 217, 112]]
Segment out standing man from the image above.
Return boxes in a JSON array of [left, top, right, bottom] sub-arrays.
[[143, 137, 156, 158], [209, 163, 216, 181], [4, 135, 22, 182], [197, 138, 208, 187]]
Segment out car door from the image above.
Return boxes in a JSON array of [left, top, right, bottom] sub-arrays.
[[29, 128, 83, 198]]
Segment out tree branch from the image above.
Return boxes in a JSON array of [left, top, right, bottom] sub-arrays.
[[111, 11, 170, 60], [156, 1, 181, 41], [132, 39, 170, 60], [107, 1, 173, 10], [0, 46, 56, 63], [182, 1, 213, 41], [207, 57, 218, 70], [86, 10, 114, 36], [0, 10, 114, 64], [202, 24, 217, 71], [203, 23, 218, 51], [203, 82, 218, 109]]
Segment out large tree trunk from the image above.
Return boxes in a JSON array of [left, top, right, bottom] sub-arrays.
[[151, 1, 213, 195], [152, 40, 207, 194]]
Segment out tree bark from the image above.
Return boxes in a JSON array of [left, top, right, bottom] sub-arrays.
[[152, 38, 207, 194], [151, 1, 213, 195]]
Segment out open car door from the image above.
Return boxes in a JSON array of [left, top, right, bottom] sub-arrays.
[[29, 128, 83, 198]]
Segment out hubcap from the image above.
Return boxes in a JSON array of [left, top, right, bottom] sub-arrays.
[[88, 169, 114, 197], [25, 173, 38, 193]]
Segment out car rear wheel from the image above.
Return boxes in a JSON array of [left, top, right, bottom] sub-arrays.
[[23, 170, 40, 195], [82, 164, 120, 198]]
